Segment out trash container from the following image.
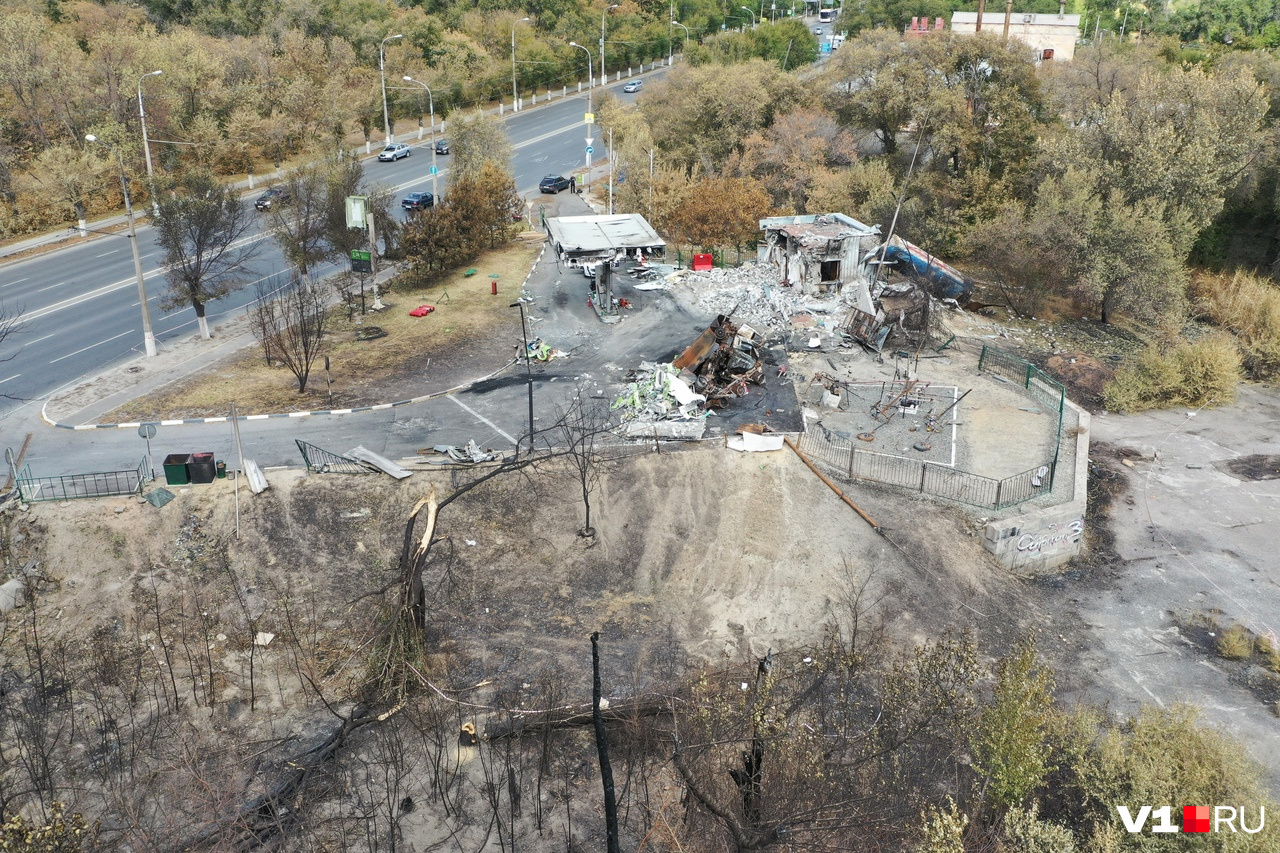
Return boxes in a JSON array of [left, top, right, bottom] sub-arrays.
[[216, 461, 227, 479], [163, 454, 192, 486], [189, 452, 217, 484]]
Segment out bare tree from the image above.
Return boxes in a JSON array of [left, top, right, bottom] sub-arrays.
[[551, 391, 615, 538], [249, 273, 330, 392], [155, 170, 262, 339], [266, 164, 332, 281]]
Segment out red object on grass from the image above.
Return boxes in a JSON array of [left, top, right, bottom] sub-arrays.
[[409, 305, 435, 317]]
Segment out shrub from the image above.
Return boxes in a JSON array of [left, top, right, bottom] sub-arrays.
[[1217, 624, 1253, 660], [1193, 271, 1280, 379], [1102, 335, 1241, 413]]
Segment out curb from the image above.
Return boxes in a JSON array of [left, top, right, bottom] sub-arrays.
[[40, 358, 521, 431]]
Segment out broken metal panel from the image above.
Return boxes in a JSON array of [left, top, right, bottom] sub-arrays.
[[346, 446, 413, 479], [295, 439, 374, 474]]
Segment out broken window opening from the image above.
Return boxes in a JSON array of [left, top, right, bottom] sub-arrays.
[[820, 259, 841, 282]]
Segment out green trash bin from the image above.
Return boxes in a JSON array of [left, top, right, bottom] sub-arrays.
[[163, 454, 191, 486]]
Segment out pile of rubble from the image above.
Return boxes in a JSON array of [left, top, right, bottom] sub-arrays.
[[612, 314, 771, 440], [674, 263, 846, 331]]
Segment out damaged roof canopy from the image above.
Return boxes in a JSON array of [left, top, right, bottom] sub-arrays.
[[545, 214, 665, 257]]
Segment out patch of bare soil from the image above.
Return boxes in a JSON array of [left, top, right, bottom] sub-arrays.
[[2, 442, 1038, 849], [1042, 352, 1115, 411]]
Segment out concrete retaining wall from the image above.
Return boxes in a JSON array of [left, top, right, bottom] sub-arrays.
[[982, 400, 1090, 572]]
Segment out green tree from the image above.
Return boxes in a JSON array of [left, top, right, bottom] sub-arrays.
[[155, 169, 262, 339], [449, 110, 514, 182], [972, 637, 1055, 812]]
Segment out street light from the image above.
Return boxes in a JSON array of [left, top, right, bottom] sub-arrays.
[[569, 42, 594, 190], [137, 69, 163, 217], [380, 33, 403, 143], [600, 4, 619, 87], [741, 6, 757, 27], [403, 76, 439, 204], [85, 134, 157, 358], [511, 17, 530, 110], [672, 20, 690, 53], [509, 300, 535, 457]]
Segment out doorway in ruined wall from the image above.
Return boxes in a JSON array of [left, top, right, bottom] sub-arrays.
[[820, 259, 841, 282]]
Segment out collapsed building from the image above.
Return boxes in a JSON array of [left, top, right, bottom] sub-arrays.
[[758, 213, 973, 352]]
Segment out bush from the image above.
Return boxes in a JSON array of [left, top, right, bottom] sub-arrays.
[[1192, 271, 1280, 379], [1102, 335, 1241, 412], [1217, 624, 1253, 660]]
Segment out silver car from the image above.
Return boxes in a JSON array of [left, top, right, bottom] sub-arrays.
[[378, 143, 411, 161]]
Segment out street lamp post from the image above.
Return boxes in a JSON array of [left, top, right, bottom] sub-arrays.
[[380, 33, 403, 143], [509, 300, 536, 457], [600, 4, 619, 87], [86, 134, 157, 358], [569, 42, 594, 190], [512, 17, 530, 110], [672, 20, 690, 53], [402, 76, 439, 203], [137, 69, 163, 217], [741, 5, 757, 28], [668, 1, 674, 65]]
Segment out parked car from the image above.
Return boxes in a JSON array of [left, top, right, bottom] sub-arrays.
[[539, 174, 573, 194], [378, 143, 411, 161], [813, 25, 824, 34], [402, 191, 434, 211], [581, 261, 599, 278], [254, 186, 291, 211], [435, 139, 450, 154], [622, 80, 643, 93]]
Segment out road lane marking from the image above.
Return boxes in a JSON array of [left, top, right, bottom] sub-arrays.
[[1, 277, 27, 287], [49, 330, 135, 363], [447, 394, 518, 445], [35, 280, 68, 293], [0, 373, 20, 385], [95, 249, 119, 257]]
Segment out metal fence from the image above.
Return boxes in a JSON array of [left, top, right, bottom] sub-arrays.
[[16, 458, 148, 503], [798, 432, 1054, 511], [977, 344, 1065, 491]]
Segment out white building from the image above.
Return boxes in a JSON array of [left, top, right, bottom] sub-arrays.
[[950, 11, 1081, 62]]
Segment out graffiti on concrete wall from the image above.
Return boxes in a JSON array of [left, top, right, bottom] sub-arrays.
[[1016, 518, 1083, 555]]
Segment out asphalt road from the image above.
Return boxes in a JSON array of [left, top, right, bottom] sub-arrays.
[[0, 75, 650, 418]]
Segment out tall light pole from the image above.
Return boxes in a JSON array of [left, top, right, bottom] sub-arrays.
[[86, 134, 156, 358], [600, 4, 619, 87], [403, 77, 439, 203], [380, 33, 403, 143], [137, 69, 163, 217], [511, 17, 530, 110], [509, 301, 536, 457], [741, 5, 757, 28], [569, 42, 594, 190], [672, 20, 690, 53], [668, 0, 674, 65]]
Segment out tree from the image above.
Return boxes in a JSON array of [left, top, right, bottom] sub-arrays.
[[249, 273, 329, 392], [449, 110, 513, 182], [666, 175, 775, 256], [824, 28, 936, 158], [971, 637, 1055, 813], [733, 107, 859, 212], [155, 170, 262, 339], [1081, 191, 1188, 325], [448, 160, 520, 252], [267, 164, 333, 281], [550, 391, 614, 538]]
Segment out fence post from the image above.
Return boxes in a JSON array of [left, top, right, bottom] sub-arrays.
[[978, 345, 986, 372], [847, 444, 855, 479], [994, 478, 1002, 508], [1025, 362, 1033, 390], [919, 462, 927, 493]]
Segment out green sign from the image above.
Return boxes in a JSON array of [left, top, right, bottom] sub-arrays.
[[351, 249, 372, 273]]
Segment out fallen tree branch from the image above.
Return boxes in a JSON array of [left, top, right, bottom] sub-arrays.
[[485, 694, 673, 740]]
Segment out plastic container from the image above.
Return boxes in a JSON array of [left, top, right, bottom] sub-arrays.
[[188, 452, 216, 484], [162, 454, 191, 486], [216, 461, 227, 479]]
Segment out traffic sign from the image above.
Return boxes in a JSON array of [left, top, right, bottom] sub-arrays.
[[429, 165, 438, 175], [585, 112, 595, 124], [351, 249, 372, 273], [585, 145, 594, 154]]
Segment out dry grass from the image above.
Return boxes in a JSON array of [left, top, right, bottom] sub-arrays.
[[1217, 624, 1254, 661], [103, 240, 541, 421], [1192, 270, 1280, 380], [1102, 334, 1242, 413]]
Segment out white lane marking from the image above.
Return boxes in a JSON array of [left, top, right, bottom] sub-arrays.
[[447, 394, 518, 445], [35, 280, 68, 293], [95, 249, 119, 257], [0, 373, 20, 385], [1, 277, 28, 287], [49, 330, 135, 363], [28, 332, 57, 345]]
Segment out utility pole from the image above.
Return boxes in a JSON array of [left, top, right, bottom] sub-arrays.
[[600, 4, 619, 87]]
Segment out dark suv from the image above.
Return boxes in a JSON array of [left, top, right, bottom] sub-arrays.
[[539, 174, 573, 194], [254, 186, 291, 211], [435, 139, 450, 154], [402, 191, 434, 211]]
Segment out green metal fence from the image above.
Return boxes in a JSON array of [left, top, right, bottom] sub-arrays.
[[16, 459, 148, 502], [978, 345, 1065, 491]]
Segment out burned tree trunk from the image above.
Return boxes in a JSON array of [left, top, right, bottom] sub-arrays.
[[590, 632, 621, 853]]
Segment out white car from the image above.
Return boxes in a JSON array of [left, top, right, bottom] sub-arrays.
[[378, 143, 411, 161]]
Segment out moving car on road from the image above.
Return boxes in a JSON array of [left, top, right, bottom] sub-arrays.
[[402, 192, 434, 211], [622, 80, 643, 93], [378, 143, 411, 161], [539, 174, 573, 194], [254, 186, 291, 211], [435, 139, 450, 154]]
